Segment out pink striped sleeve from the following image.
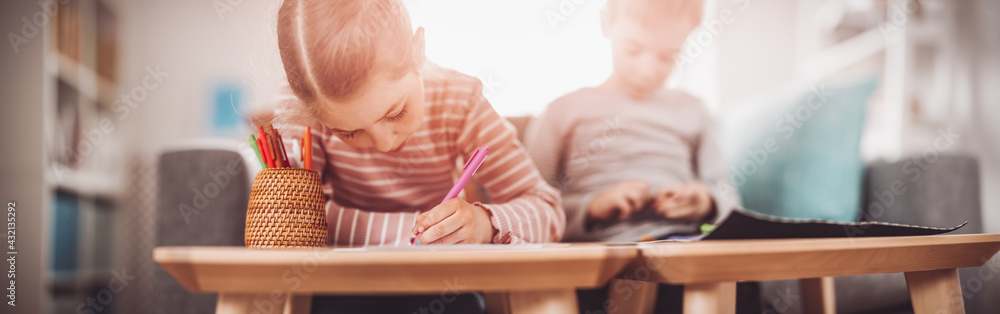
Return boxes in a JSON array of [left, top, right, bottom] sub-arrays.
[[456, 85, 566, 244]]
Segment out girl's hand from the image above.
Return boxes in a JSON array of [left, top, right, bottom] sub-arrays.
[[652, 182, 714, 221], [411, 198, 496, 244]]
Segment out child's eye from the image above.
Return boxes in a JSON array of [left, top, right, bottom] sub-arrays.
[[337, 131, 359, 139], [387, 107, 408, 122], [659, 51, 679, 63]]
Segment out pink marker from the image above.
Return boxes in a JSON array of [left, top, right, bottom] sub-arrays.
[[413, 147, 491, 245]]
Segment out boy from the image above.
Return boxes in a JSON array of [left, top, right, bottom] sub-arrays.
[[525, 0, 756, 312], [526, 0, 735, 243]]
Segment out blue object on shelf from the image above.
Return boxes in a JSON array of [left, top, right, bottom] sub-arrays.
[[51, 190, 80, 275], [211, 83, 246, 134]]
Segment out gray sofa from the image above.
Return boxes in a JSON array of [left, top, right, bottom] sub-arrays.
[[759, 154, 997, 314], [154, 140, 254, 314]]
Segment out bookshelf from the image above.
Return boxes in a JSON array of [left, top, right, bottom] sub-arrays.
[[42, 0, 124, 313]]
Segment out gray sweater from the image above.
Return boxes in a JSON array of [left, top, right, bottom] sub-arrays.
[[524, 87, 738, 242]]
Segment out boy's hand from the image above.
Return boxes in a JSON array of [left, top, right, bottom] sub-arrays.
[[652, 182, 714, 221], [587, 180, 651, 223], [411, 198, 496, 244]]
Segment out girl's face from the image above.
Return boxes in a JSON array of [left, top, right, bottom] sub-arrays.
[[315, 71, 426, 152]]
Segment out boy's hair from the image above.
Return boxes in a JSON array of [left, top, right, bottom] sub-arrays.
[[276, 0, 420, 104], [605, 0, 703, 29]]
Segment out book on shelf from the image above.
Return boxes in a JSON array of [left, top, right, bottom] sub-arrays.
[[51, 190, 80, 276], [54, 0, 80, 62]]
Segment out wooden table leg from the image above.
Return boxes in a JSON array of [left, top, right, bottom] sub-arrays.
[[216, 292, 312, 314], [682, 282, 735, 314], [283, 293, 313, 314], [216, 293, 257, 313], [905, 268, 965, 314], [607, 279, 658, 314], [800, 277, 836, 314], [484, 289, 579, 314]]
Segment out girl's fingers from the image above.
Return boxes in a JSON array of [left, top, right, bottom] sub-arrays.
[[415, 205, 465, 244], [428, 226, 468, 245], [411, 199, 461, 235]]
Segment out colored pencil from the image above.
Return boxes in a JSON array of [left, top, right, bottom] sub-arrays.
[[248, 134, 266, 169], [255, 136, 269, 168], [264, 128, 279, 168], [269, 125, 289, 167], [303, 126, 312, 169], [259, 132, 275, 169]]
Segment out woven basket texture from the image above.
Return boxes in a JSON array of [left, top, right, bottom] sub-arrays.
[[245, 168, 328, 248]]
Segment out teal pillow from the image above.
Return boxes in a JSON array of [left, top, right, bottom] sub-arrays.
[[720, 77, 878, 222]]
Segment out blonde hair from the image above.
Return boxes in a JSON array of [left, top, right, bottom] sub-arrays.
[[276, 0, 420, 105], [605, 0, 703, 29]]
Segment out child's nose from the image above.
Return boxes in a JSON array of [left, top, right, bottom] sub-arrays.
[[371, 126, 397, 152], [638, 55, 663, 79]]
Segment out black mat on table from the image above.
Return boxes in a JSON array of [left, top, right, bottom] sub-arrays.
[[700, 209, 966, 240]]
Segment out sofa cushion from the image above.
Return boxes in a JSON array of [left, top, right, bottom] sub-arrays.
[[719, 77, 878, 222]]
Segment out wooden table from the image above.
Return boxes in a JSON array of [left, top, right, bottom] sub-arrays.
[[610, 234, 1000, 314], [154, 244, 637, 314]]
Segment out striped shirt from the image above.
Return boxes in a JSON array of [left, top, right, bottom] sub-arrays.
[[272, 64, 565, 247]]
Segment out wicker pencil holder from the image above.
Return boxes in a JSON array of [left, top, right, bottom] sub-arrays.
[[245, 168, 328, 248]]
